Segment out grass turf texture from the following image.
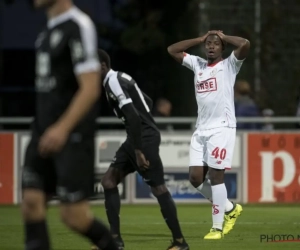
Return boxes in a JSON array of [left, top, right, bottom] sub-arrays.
[[1, 204, 300, 250]]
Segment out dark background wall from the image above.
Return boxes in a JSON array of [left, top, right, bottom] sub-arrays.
[[0, 0, 300, 118]]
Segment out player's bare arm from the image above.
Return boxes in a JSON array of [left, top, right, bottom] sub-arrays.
[[215, 31, 250, 60], [39, 71, 100, 155], [167, 32, 209, 63], [121, 104, 150, 169]]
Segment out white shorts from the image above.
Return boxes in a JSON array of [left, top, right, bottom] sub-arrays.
[[189, 127, 236, 170]]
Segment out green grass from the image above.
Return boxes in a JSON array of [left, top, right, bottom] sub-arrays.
[[1, 204, 300, 250]]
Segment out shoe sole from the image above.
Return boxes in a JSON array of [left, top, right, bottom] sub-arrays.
[[223, 205, 243, 235], [204, 235, 224, 240], [204, 231, 224, 240]]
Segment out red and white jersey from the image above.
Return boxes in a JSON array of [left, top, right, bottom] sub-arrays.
[[182, 51, 244, 130]]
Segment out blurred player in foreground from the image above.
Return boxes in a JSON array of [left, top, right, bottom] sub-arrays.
[[21, 0, 118, 249], [167, 30, 250, 239], [93, 49, 189, 250]]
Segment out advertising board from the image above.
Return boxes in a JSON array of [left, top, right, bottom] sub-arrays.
[[0, 133, 15, 204], [247, 133, 300, 203], [134, 172, 238, 203]]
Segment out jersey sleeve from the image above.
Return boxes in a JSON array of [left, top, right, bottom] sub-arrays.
[[107, 74, 133, 109], [226, 51, 245, 74], [107, 74, 142, 149], [69, 18, 100, 75], [182, 53, 206, 72]]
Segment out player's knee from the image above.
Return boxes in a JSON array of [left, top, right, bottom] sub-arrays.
[[189, 166, 206, 188], [60, 202, 92, 232], [189, 173, 203, 188], [21, 189, 46, 220], [101, 173, 118, 189], [60, 209, 78, 230], [151, 184, 168, 197], [209, 168, 224, 185]]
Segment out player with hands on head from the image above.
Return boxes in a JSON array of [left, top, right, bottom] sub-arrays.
[[167, 30, 250, 239]]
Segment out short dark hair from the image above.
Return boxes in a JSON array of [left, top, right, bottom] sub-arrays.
[[98, 49, 111, 68]]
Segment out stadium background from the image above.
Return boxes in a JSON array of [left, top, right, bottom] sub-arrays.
[[0, 1, 300, 249], [1, 0, 300, 119]]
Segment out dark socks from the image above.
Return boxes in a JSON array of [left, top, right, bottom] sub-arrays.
[[157, 192, 184, 241], [25, 220, 50, 250], [83, 219, 118, 250], [104, 187, 121, 237]]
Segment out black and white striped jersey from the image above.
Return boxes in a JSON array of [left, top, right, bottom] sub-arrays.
[[34, 6, 100, 136], [103, 70, 160, 149]]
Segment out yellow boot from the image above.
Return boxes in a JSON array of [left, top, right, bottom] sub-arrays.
[[223, 203, 243, 235], [204, 228, 224, 240]]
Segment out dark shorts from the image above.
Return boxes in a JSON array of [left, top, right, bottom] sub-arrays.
[[22, 133, 94, 203], [111, 134, 165, 187]]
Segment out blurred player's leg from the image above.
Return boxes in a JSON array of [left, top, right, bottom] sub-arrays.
[[22, 189, 50, 250], [21, 137, 54, 250], [60, 201, 118, 250], [56, 139, 118, 250]]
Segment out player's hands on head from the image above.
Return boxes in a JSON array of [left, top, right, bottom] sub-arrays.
[[202, 31, 210, 39], [208, 30, 225, 40], [216, 31, 225, 40], [39, 123, 69, 157], [135, 150, 150, 171], [208, 30, 223, 35], [200, 31, 211, 42]]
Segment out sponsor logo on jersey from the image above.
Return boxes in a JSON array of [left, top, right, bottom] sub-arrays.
[[210, 68, 218, 76], [70, 39, 84, 61], [196, 78, 217, 93], [50, 29, 63, 48]]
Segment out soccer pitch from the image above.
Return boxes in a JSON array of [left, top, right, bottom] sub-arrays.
[[1, 204, 299, 250]]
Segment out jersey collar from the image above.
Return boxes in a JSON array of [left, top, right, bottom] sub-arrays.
[[103, 69, 115, 86], [207, 59, 223, 67], [47, 6, 77, 29]]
